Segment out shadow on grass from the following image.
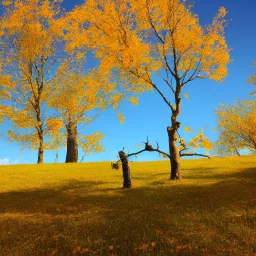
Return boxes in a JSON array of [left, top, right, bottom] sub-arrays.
[[0, 167, 256, 255], [0, 180, 109, 215], [184, 166, 256, 180], [0, 167, 255, 214]]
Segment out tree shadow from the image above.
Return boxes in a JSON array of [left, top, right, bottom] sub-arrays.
[[0, 167, 255, 255], [0, 180, 109, 215], [1, 167, 255, 215]]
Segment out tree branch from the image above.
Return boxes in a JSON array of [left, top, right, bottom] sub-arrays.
[[119, 138, 171, 160], [180, 153, 211, 159], [145, 0, 165, 45], [128, 68, 175, 113], [150, 80, 175, 113]]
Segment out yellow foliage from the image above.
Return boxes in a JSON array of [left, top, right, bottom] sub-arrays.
[[184, 127, 193, 133], [216, 100, 256, 153], [0, 0, 70, 158], [128, 97, 139, 106], [74, 0, 230, 84], [0, 0, 231, 162], [247, 60, 256, 95], [185, 130, 214, 151], [63, 0, 230, 160], [46, 118, 63, 135], [118, 114, 125, 124], [79, 132, 105, 155]]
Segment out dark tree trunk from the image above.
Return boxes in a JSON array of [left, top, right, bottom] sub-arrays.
[[118, 151, 132, 188], [37, 138, 44, 164], [37, 126, 44, 164], [167, 126, 182, 180], [65, 122, 78, 163]]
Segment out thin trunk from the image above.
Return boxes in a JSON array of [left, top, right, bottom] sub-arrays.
[[234, 147, 240, 156], [65, 122, 78, 163], [37, 132, 44, 164], [119, 151, 132, 188], [35, 78, 44, 164], [167, 126, 182, 180]]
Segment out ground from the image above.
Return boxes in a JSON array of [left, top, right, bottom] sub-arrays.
[[0, 156, 256, 255]]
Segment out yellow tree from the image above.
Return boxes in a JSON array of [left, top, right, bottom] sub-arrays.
[[48, 61, 110, 163], [215, 100, 256, 155], [247, 60, 256, 95], [0, 0, 68, 163], [66, 0, 230, 179]]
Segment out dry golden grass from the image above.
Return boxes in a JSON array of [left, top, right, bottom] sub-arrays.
[[0, 155, 256, 255]]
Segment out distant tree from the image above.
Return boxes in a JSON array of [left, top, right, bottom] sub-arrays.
[[214, 133, 241, 156], [66, 0, 230, 179], [247, 60, 256, 96], [215, 100, 256, 155], [0, 0, 134, 163], [0, 0, 68, 163], [48, 62, 109, 163]]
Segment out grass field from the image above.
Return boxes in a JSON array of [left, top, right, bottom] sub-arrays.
[[0, 156, 256, 256]]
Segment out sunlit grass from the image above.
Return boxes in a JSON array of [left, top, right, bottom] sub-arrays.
[[0, 155, 256, 255]]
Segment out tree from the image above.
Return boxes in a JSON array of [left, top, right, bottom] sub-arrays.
[[215, 100, 256, 155], [0, 0, 68, 163], [48, 62, 108, 163], [247, 60, 256, 96], [66, 0, 230, 179], [214, 133, 241, 156]]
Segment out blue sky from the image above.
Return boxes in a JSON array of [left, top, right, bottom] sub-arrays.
[[0, 0, 255, 164]]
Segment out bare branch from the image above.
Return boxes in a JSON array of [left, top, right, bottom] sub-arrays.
[[145, 0, 165, 44], [46, 57, 59, 74], [126, 149, 147, 158], [151, 81, 175, 113], [128, 68, 175, 113], [124, 138, 171, 159], [180, 153, 211, 159], [162, 77, 175, 94], [162, 45, 178, 79]]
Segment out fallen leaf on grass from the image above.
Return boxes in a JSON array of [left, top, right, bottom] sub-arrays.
[[176, 245, 182, 252], [49, 249, 58, 256], [140, 244, 149, 250], [169, 239, 175, 244], [175, 245, 192, 253], [73, 246, 81, 254]]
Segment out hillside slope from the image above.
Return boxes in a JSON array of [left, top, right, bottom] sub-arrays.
[[0, 156, 255, 255]]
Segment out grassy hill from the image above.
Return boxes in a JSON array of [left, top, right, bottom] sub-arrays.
[[0, 156, 256, 255]]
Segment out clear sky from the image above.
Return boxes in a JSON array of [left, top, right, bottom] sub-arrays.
[[0, 0, 255, 165]]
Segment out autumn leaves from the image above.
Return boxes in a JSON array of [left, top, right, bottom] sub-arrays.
[[0, 0, 111, 163], [0, 0, 231, 175], [215, 100, 256, 156]]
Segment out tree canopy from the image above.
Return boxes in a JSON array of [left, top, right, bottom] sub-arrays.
[[247, 60, 256, 96], [0, 0, 110, 163], [215, 100, 256, 155], [0, 0, 234, 168], [64, 0, 230, 178]]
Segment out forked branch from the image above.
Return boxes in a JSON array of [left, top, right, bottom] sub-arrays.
[[120, 137, 171, 160], [119, 136, 211, 161]]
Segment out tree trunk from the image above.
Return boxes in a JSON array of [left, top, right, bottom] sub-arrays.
[[37, 138, 44, 164], [118, 151, 132, 188], [37, 124, 44, 164], [65, 122, 78, 163], [234, 148, 240, 156], [167, 126, 182, 180]]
